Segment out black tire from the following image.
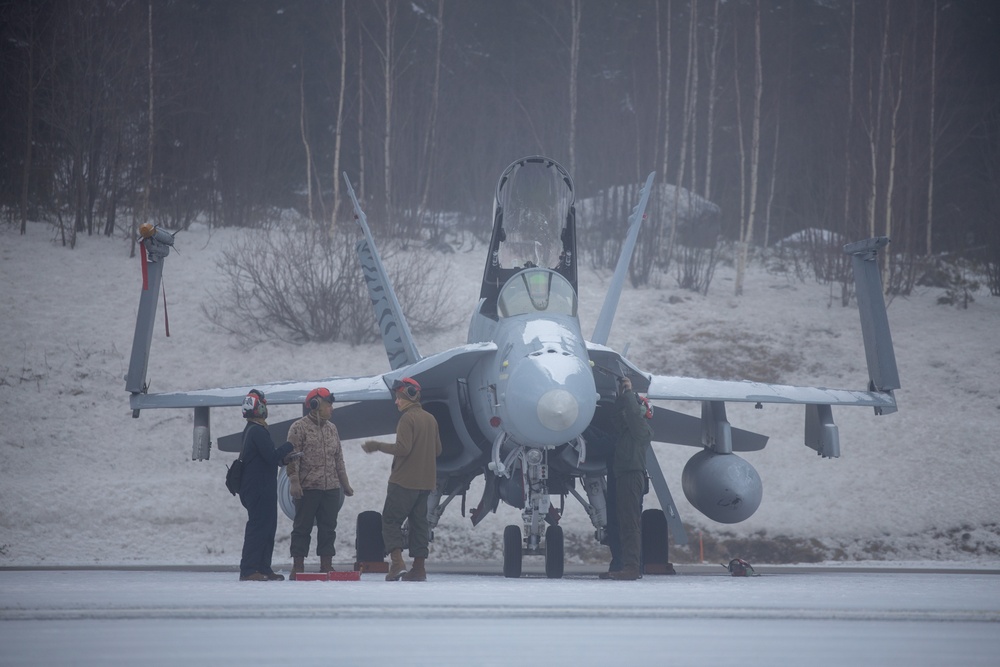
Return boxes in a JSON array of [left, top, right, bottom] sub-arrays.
[[641, 508, 669, 568], [544, 525, 564, 579], [355, 510, 385, 562], [503, 524, 523, 578]]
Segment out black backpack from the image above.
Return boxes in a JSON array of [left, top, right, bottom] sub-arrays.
[[225, 429, 251, 496]]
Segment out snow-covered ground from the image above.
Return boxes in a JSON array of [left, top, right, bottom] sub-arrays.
[[1, 218, 998, 568]]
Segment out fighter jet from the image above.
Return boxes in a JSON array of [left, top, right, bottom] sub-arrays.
[[126, 155, 899, 578]]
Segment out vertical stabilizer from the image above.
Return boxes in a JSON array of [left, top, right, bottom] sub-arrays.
[[843, 237, 900, 406], [591, 171, 656, 345], [343, 173, 421, 370], [125, 226, 174, 397]]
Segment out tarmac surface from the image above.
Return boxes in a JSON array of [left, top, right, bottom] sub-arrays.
[[2, 563, 998, 666]]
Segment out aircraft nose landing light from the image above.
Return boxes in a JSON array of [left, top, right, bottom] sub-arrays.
[[537, 388, 578, 431]]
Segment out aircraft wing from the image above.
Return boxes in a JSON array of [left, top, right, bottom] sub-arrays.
[[646, 375, 897, 409], [213, 340, 495, 453], [128, 375, 392, 411], [129, 342, 497, 412]]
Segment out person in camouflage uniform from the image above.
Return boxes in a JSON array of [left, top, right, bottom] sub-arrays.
[[286, 387, 354, 578]]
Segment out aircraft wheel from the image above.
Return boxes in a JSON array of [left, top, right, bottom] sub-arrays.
[[641, 508, 669, 571], [503, 525, 523, 578], [276, 467, 295, 520], [544, 525, 564, 579], [355, 510, 385, 563]]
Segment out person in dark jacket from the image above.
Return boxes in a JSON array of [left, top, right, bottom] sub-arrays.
[[238, 389, 295, 581], [362, 377, 442, 582], [600, 376, 652, 581]]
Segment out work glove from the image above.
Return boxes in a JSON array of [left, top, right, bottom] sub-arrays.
[[362, 440, 381, 454], [290, 479, 303, 499]]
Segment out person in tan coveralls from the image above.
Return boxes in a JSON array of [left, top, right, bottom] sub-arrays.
[[362, 377, 441, 581], [286, 387, 354, 578]]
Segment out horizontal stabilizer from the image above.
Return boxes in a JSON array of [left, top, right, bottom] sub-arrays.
[[649, 405, 768, 451]]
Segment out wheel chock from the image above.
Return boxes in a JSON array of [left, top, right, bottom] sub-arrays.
[[292, 571, 362, 581]]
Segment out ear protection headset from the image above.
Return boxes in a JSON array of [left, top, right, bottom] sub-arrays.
[[391, 377, 421, 399], [305, 387, 333, 410], [242, 389, 268, 419]]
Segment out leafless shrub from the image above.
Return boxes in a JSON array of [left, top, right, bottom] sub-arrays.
[[204, 228, 459, 345], [985, 254, 1000, 297], [885, 252, 920, 297], [674, 244, 721, 295]]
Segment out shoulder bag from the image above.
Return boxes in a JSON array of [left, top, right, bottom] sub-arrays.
[[225, 429, 252, 496]]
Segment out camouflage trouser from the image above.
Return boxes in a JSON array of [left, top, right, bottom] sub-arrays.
[[614, 470, 645, 572], [290, 488, 342, 557], [381, 483, 431, 558]]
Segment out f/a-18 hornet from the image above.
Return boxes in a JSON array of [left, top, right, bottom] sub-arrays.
[[126, 155, 899, 578]]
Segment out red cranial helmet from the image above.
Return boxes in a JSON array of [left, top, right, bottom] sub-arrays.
[[391, 377, 421, 399], [305, 387, 334, 410]]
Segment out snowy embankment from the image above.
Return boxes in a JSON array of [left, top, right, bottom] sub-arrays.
[[0, 220, 997, 567]]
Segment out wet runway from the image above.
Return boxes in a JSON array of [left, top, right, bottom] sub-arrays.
[[2, 564, 998, 666]]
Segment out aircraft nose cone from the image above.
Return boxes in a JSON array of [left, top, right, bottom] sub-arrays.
[[537, 389, 579, 432]]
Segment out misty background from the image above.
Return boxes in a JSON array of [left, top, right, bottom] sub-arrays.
[[2, 0, 999, 568], [1, 0, 999, 286]]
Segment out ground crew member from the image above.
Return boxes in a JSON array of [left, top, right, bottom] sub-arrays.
[[286, 387, 354, 578], [362, 377, 441, 581]]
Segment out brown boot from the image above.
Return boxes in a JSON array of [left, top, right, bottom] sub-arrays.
[[607, 566, 641, 580], [320, 555, 334, 572], [386, 548, 408, 581], [291, 556, 305, 580], [401, 557, 426, 581]]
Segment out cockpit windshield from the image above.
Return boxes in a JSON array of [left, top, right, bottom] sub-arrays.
[[498, 269, 577, 318], [496, 159, 572, 270]]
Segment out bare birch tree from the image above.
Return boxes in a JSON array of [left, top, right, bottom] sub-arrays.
[[658, 0, 672, 183], [883, 60, 903, 289], [14, 0, 46, 235], [331, 0, 347, 232], [568, 0, 581, 177], [702, 0, 721, 202], [925, 0, 938, 257], [417, 0, 444, 224], [357, 13, 366, 202], [842, 0, 856, 240], [132, 0, 155, 259], [734, 0, 763, 297], [299, 60, 315, 222], [382, 0, 395, 221], [865, 0, 891, 241]]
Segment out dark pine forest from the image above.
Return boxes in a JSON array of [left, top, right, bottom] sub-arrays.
[[1, 0, 998, 293]]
